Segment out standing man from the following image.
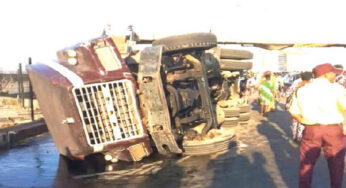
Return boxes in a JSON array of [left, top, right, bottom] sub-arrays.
[[276, 72, 284, 98], [102, 23, 113, 36], [289, 63, 346, 188], [286, 71, 312, 142], [247, 74, 256, 96], [283, 72, 292, 93], [270, 73, 278, 111], [239, 74, 249, 104], [334, 64, 345, 87]]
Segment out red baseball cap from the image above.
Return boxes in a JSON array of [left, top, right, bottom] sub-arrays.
[[312, 63, 342, 77]]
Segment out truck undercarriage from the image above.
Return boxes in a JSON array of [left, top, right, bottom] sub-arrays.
[[27, 32, 253, 162]]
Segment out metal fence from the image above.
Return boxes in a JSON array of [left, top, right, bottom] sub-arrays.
[[0, 58, 35, 121]]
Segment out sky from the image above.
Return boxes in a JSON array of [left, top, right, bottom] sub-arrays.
[[1, 0, 346, 72]]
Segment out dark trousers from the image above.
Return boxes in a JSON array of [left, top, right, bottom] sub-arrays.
[[299, 125, 345, 188]]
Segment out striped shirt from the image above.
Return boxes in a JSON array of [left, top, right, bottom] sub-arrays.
[[259, 81, 274, 105]]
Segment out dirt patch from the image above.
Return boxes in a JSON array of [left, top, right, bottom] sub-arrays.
[[0, 97, 43, 129]]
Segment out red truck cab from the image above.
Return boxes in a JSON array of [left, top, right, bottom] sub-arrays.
[[27, 36, 152, 162]]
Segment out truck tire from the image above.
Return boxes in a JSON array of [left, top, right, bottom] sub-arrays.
[[223, 107, 240, 118], [239, 121, 249, 126], [183, 133, 236, 155], [220, 49, 253, 60], [239, 104, 251, 113], [152, 33, 217, 54], [219, 59, 253, 70], [222, 117, 239, 127], [239, 112, 250, 121]]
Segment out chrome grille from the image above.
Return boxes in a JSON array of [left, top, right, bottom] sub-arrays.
[[72, 80, 143, 146]]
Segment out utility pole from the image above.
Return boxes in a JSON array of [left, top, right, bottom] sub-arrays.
[[29, 57, 34, 121]]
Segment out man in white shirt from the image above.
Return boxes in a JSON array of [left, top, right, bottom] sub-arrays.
[[289, 63, 346, 188]]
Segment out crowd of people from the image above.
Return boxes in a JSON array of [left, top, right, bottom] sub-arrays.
[[238, 63, 345, 188], [238, 70, 293, 115]]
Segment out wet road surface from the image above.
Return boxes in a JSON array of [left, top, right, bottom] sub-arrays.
[[0, 134, 58, 188], [1, 98, 345, 188]]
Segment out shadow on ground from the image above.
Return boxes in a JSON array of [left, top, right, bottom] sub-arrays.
[[3, 97, 345, 188], [208, 148, 276, 188]]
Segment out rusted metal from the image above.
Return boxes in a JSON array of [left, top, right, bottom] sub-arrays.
[[138, 46, 182, 154], [140, 39, 346, 50], [27, 36, 152, 161], [27, 33, 246, 160], [138, 46, 221, 154], [185, 54, 218, 135]]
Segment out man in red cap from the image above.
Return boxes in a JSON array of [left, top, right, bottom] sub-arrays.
[[289, 63, 346, 188]]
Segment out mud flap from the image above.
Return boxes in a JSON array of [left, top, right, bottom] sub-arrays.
[[138, 46, 182, 154]]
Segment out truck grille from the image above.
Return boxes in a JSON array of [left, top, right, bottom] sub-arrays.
[[72, 80, 144, 146]]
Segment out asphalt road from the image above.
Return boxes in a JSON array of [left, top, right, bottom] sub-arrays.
[[0, 97, 345, 188]]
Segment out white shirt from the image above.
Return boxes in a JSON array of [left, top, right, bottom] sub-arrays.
[[289, 78, 346, 125]]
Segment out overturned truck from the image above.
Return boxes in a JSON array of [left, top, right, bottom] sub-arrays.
[[27, 33, 252, 162]]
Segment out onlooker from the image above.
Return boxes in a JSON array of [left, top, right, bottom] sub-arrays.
[[286, 71, 312, 141], [102, 23, 113, 36], [270, 73, 277, 111], [285, 72, 312, 109], [334, 64, 346, 157], [285, 73, 302, 98], [276, 73, 284, 97], [334, 64, 345, 87], [283, 72, 292, 93], [259, 71, 275, 116], [289, 63, 346, 188], [239, 74, 249, 104], [247, 74, 256, 96]]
